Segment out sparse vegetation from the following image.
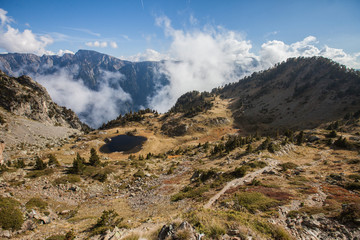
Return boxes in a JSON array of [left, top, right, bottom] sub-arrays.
[[26, 197, 48, 210], [0, 196, 23, 231], [48, 154, 60, 166], [90, 209, 125, 236], [89, 148, 101, 166], [232, 192, 279, 213], [34, 156, 47, 170]]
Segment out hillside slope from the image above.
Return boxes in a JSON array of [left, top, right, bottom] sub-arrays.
[[0, 71, 89, 132], [218, 57, 360, 133]]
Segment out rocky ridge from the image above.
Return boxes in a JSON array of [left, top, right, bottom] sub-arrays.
[[0, 70, 89, 132]]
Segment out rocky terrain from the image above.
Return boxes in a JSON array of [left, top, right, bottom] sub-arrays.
[[0, 71, 90, 161], [0, 57, 359, 240]]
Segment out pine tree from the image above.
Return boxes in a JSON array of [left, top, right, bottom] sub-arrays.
[[71, 153, 85, 174], [296, 131, 305, 145], [48, 154, 60, 166], [34, 156, 46, 170], [89, 148, 101, 166], [246, 144, 253, 153]]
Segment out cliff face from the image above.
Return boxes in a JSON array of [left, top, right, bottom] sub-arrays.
[[0, 70, 90, 132]]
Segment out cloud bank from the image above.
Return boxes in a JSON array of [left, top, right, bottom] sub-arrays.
[[146, 16, 360, 112], [85, 41, 118, 48], [0, 8, 73, 55], [35, 68, 132, 128]]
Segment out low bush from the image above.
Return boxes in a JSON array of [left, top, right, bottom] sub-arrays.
[[348, 174, 360, 181], [90, 209, 124, 236], [338, 203, 360, 226], [26, 197, 48, 210], [26, 168, 54, 178], [53, 175, 81, 185], [171, 185, 210, 202], [133, 170, 145, 178], [233, 192, 279, 213], [46, 235, 65, 240], [0, 196, 23, 230], [122, 234, 140, 240], [345, 182, 360, 191], [231, 166, 248, 178], [278, 162, 298, 171]]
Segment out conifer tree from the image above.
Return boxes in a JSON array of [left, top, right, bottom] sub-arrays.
[[71, 153, 85, 174], [34, 156, 46, 170], [89, 148, 101, 166]]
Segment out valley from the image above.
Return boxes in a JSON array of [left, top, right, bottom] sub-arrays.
[[0, 57, 359, 239]]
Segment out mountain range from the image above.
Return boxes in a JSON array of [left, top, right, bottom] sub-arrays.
[[0, 50, 169, 127], [0, 55, 360, 239]]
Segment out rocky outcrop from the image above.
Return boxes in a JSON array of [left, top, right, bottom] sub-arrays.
[[158, 221, 199, 240], [0, 70, 90, 132]]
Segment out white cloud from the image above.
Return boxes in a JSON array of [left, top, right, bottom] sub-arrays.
[[145, 16, 360, 113], [122, 48, 171, 62], [0, 9, 53, 55], [85, 40, 118, 48], [148, 16, 259, 112], [0, 9, 12, 26], [259, 36, 360, 69], [56, 49, 75, 56], [35, 68, 132, 128], [110, 41, 118, 48], [85, 41, 108, 48]]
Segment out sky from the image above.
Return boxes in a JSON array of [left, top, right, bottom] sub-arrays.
[[0, 0, 359, 68]]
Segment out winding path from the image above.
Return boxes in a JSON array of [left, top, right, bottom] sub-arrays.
[[204, 158, 278, 209]]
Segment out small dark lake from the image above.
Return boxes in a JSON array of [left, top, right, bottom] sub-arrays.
[[99, 135, 147, 153]]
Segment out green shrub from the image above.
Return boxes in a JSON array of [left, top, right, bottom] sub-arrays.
[[14, 159, 26, 168], [26, 168, 54, 178], [133, 170, 145, 178], [53, 175, 81, 185], [327, 130, 337, 138], [346, 182, 360, 191], [334, 136, 351, 149], [174, 229, 192, 240], [171, 185, 210, 202], [90, 210, 123, 236], [92, 172, 108, 182], [0, 114, 5, 125], [69, 153, 85, 174], [46, 235, 65, 240], [122, 234, 140, 240], [34, 156, 47, 170], [209, 224, 226, 239], [231, 166, 248, 178], [233, 192, 279, 213], [338, 203, 360, 226], [278, 162, 298, 171], [348, 174, 360, 181], [48, 154, 60, 166], [248, 161, 267, 169], [0, 197, 23, 230], [26, 197, 48, 210], [89, 148, 101, 166]]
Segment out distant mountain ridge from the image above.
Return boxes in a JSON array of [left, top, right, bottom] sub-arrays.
[[0, 50, 169, 126]]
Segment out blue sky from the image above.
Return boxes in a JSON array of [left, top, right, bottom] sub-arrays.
[[0, 0, 359, 67]]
